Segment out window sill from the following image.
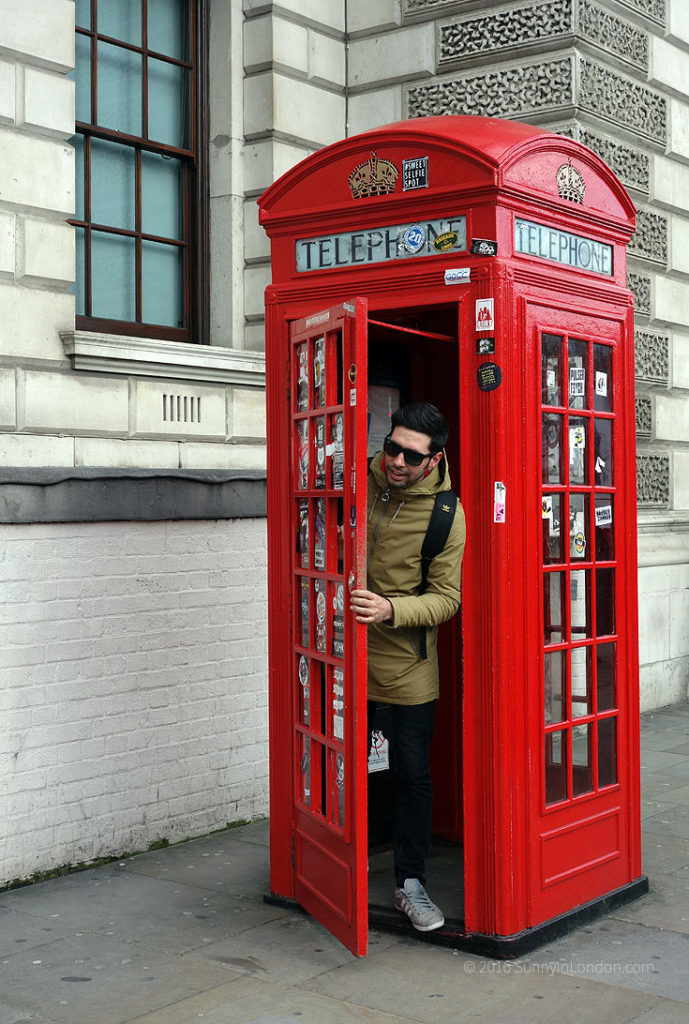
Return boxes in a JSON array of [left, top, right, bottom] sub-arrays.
[[61, 331, 265, 388]]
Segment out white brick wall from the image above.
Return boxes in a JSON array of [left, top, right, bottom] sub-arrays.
[[0, 518, 269, 885]]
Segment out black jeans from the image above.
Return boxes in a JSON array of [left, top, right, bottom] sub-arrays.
[[368, 699, 436, 888]]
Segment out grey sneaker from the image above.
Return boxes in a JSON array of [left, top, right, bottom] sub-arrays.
[[393, 879, 445, 932]]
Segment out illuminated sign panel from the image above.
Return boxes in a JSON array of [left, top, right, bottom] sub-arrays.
[[295, 216, 467, 272], [515, 218, 613, 276]]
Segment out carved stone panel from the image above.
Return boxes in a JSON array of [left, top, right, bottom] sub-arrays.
[[580, 0, 648, 71], [579, 59, 666, 144], [576, 128, 649, 194], [614, 0, 665, 26], [628, 209, 668, 267], [635, 331, 669, 384], [628, 272, 651, 316], [636, 453, 670, 506], [636, 395, 652, 438], [407, 57, 574, 120]]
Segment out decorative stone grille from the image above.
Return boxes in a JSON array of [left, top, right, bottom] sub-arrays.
[[580, 0, 647, 70], [636, 454, 670, 506], [628, 272, 651, 316], [629, 209, 668, 266], [634, 331, 669, 385], [439, 1, 573, 66], [576, 128, 649, 193], [579, 59, 666, 144], [636, 395, 652, 438], [407, 58, 574, 120]]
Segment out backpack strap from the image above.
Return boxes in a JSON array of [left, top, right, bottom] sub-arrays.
[[418, 490, 458, 659]]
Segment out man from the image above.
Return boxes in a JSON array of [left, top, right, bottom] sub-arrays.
[[351, 402, 465, 932]]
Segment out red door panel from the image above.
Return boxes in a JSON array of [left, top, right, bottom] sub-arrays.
[[288, 299, 369, 956]]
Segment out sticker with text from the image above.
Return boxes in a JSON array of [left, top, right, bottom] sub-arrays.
[[476, 298, 495, 332], [494, 481, 506, 523]]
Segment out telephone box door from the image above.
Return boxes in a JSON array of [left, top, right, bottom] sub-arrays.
[[288, 299, 369, 956]]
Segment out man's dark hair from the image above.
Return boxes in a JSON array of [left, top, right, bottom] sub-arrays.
[[390, 402, 449, 453]]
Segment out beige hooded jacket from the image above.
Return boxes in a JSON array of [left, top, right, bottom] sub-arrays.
[[366, 449, 466, 705]]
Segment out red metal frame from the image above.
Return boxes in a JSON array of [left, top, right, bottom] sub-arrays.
[[260, 116, 641, 956]]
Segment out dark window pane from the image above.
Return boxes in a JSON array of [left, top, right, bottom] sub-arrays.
[[75, 0, 91, 29], [572, 723, 594, 796], [97, 41, 143, 136], [542, 333, 563, 406], [148, 0, 189, 59], [73, 134, 86, 221], [142, 152, 183, 239], [91, 138, 136, 230], [595, 494, 614, 561], [299, 733, 311, 807], [72, 33, 92, 123], [141, 240, 184, 327], [543, 414, 563, 484], [545, 729, 568, 805], [570, 493, 589, 561], [298, 654, 311, 726], [594, 418, 613, 486], [593, 344, 613, 412], [598, 717, 618, 787], [98, 0, 142, 46], [569, 417, 588, 485], [596, 568, 615, 636], [545, 650, 565, 724], [597, 643, 616, 711], [91, 231, 136, 320], [570, 569, 591, 639], [544, 571, 565, 645], [543, 492, 563, 563], [148, 58, 188, 147], [568, 338, 587, 410]]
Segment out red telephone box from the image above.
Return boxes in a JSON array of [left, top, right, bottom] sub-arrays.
[[259, 116, 648, 958]]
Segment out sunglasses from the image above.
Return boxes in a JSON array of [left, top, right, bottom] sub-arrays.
[[383, 434, 434, 468]]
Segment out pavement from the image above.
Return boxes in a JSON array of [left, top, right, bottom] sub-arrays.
[[2, 702, 689, 1024]]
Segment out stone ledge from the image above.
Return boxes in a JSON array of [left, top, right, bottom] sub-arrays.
[[61, 331, 266, 388], [638, 524, 689, 567], [0, 468, 267, 523]]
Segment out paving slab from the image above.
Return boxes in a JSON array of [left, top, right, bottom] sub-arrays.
[[642, 803, 689, 840], [119, 832, 273, 894], [304, 940, 659, 1024], [642, 831, 689, 874], [610, 871, 689, 933], [120, 975, 417, 1024]]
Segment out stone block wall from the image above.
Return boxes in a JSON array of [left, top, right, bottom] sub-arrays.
[[0, 518, 268, 886]]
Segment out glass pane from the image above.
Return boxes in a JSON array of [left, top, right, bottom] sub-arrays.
[[148, 57, 188, 147], [148, 0, 189, 59], [569, 493, 589, 560], [545, 729, 568, 805], [313, 417, 326, 489], [72, 33, 92, 123], [313, 498, 326, 570], [595, 494, 614, 561], [141, 240, 183, 327], [544, 571, 564, 645], [598, 717, 618, 787], [299, 733, 311, 807], [299, 576, 310, 647], [296, 344, 308, 412], [542, 492, 563, 564], [297, 419, 309, 490], [544, 650, 565, 724], [73, 134, 85, 220], [597, 643, 616, 711], [298, 655, 311, 726], [593, 344, 613, 413], [570, 569, 591, 638], [75, 0, 91, 28], [542, 334, 563, 406], [594, 419, 613, 486], [91, 138, 135, 230], [142, 153, 183, 239], [313, 336, 326, 408], [572, 723, 594, 796], [330, 750, 345, 828], [330, 412, 344, 490], [571, 646, 592, 718], [542, 414, 563, 484], [596, 568, 615, 636], [314, 580, 326, 653], [297, 499, 309, 569], [569, 417, 588, 485], [91, 230, 135, 320], [568, 338, 587, 410], [72, 226, 86, 315], [97, 41, 142, 136], [98, 0, 142, 46], [331, 583, 344, 660], [331, 666, 344, 740]]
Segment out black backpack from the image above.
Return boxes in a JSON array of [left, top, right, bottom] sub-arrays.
[[418, 490, 458, 659]]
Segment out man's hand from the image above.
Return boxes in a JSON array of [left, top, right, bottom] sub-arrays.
[[350, 589, 393, 625]]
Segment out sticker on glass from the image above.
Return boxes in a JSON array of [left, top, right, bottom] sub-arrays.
[[573, 530, 586, 557], [298, 500, 309, 568], [315, 581, 326, 653], [595, 504, 612, 527], [402, 225, 426, 254], [547, 369, 556, 389], [476, 298, 494, 332], [297, 420, 309, 490], [313, 336, 325, 407], [595, 371, 608, 397], [332, 583, 344, 659], [300, 577, 310, 648], [332, 667, 344, 740], [368, 730, 389, 773], [570, 425, 586, 449], [330, 413, 344, 489], [314, 418, 326, 489], [314, 499, 326, 569], [542, 495, 553, 520], [493, 480, 506, 523], [296, 344, 308, 411], [569, 366, 585, 397], [299, 655, 310, 725]]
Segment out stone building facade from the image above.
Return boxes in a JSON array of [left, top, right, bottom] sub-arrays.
[[1, 0, 688, 883]]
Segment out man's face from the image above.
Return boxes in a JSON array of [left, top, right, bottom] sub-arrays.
[[384, 425, 442, 489]]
